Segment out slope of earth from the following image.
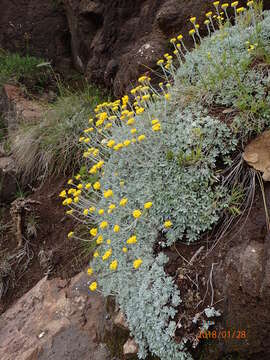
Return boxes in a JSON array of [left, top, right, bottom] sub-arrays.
[[0, 178, 90, 315]]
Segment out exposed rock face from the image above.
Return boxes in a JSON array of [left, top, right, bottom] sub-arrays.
[[0, 0, 71, 69], [63, 0, 215, 96], [0, 272, 111, 360], [211, 185, 270, 360], [243, 130, 270, 181], [2, 1, 270, 96]]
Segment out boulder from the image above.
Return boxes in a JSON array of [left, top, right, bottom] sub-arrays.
[[0, 272, 111, 360]]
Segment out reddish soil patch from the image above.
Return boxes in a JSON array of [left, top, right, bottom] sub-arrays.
[[0, 177, 90, 315]]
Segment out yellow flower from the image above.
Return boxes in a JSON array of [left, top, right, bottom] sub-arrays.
[[93, 251, 99, 258], [77, 184, 83, 190], [190, 17, 196, 23], [213, 1, 220, 6], [67, 179, 73, 185], [110, 260, 118, 271], [131, 128, 137, 134], [127, 235, 137, 244], [133, 259, 143, 269], [152, 119, 159, 125], [231, 1, 238, 6], [74, 190, 81, 197], [157, 59, 164, 66], [124, 140, 131, 147], [83, 209, 89, 216], [87, 268, 93, 275], [189, 29, 195, 36], [89, 206, 96, 213], [144, 202, 153, 209], [177, 34, 183, 40], [66, 198, 73, 205], [107, 239, 111, 245], [74, 197, 79, 203], [114, 224, 120, 233], [100, 221, 108, 229], [98, 209, 104, 215], [66, 209, 73, 215], [107, 139, 116, 148], [96, 235, 103, 244], [93, 182, 101, 190], [104, 189, 113, 198], [164, 93, 171, 101], [122, 247, 128, 253], [133, 209, 141, 219], [138, 134, 146, 142], [136, 107, 145, 115], [85, 183, 91, 190], [109, 204, 116, 210], [138, 76, 147, 83], [96, 160, 104, 169], [89, 165, 97, 174], [152, 123, 161, 132], [89, 281, 97, 291], [221, 3, 228, 9], [120, 181, 125, 187], [236, 7, 245, 13], [59, 190, 67, 198], [67, 231, 74, 238], [206, 11, 213, 17], [120, 198, 128, 206], [102, 248, 112, 260], [164, 220, 172, 228], [247, 0, 253, 7], [127, 118, 135, 126], [90, 228, 98, 236]]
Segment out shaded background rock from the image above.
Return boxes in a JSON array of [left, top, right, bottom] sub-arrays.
[[0, 0, 71, 71], [1, 1, 270, 96]]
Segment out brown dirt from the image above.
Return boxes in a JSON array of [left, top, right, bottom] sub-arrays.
[[0, 177, 90, 315]]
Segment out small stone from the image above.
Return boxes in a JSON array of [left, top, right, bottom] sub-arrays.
[[123, 338, 138, 356], [114, 311, 129, 330]]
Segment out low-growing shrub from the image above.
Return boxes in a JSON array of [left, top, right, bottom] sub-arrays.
[[60, 3, 270, 359]]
